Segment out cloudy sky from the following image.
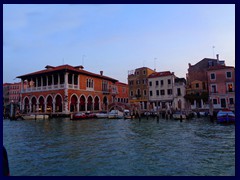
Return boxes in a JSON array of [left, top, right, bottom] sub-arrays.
[[3, 4, 235, 83]]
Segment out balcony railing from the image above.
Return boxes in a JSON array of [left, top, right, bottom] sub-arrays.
[[22, 84, 78, 93]]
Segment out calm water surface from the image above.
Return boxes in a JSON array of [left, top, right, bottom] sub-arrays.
[[3, 117, 235, 176]]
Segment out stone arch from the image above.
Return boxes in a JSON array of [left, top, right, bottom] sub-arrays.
[[87, 95, 93, 111], [38, 96, 45, 112], [70, 94, 78, 112], [103, 96, 108, 111], [79, 95, 86, 111], [23, 97, 30, 113], [46, 95, 53, 112], [31, 96, 37, 112], [94, 96, 100, 111], [55, 94, 63, 112]]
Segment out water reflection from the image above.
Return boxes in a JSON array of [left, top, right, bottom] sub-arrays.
[[3, 117, 235, 176]]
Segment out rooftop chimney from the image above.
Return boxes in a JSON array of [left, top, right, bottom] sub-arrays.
[[216, 54, 219, 64], [100, 71, 103, 76]]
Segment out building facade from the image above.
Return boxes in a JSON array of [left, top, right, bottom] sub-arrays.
[[148, 71, 175, 110], [17, 65, 128, 114], [207, 65, 235, 111], [186, 55, 225, 110], [172, 78, 186, 111], [128, 67, 155, 110]]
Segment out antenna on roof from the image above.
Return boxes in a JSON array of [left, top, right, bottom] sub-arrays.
[[212, 46, 215, 58]]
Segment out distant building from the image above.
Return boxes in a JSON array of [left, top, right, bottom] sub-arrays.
[[148, 71, 175, 110], [186, 55, 225, 110], [115, 82, 129, 104], [207, 65, 235, 111], [172, 78, 187, 111], [3, 82, 25, 106], [16, 64, 128, 114], [128, 67, 155, 110]]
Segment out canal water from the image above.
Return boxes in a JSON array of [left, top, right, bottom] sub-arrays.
[[3, 117, 235, 176]]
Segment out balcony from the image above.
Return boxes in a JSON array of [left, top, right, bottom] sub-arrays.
[[22, 83, 78, 93]]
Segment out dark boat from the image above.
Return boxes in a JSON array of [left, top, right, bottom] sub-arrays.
[[217, 109, 235, 124]]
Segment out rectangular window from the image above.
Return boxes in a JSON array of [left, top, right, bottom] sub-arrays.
[[160, 90, 165, 95], [229, 98, 234, 104], [213, 99, 217, 104], [156, 81, 159, 86], [221, 98, 226, 108], [143, 90, 147, 96], [168, 79, 171, 84], [210, 73, 215, 80], [227, 83, 233, 92], [211, 85, 217, 93], [149, 81, 152, 86], [196, 83, 199, 88], [161, 80, 164, 86], [156, 90, 159, 96], [177, 88, 181, 96], [150, 91, 153, 96], [226, 72, 232, 78], [130, 91, 134, 96], [167, 89, 172, 95]]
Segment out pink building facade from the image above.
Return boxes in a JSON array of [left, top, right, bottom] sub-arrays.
[[207, 65, 235, 111]]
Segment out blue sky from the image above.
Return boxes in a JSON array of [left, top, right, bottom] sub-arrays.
[[3, 4, 235, 83]]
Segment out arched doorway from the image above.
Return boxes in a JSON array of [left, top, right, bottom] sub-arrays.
[[79, 95, 85, 111], [31, 97, 37, 112], [178, 99, 182, 110], [87, 96, 93, 111], [103, 96, 108, 111], [46, 96, 53, 112], [55, 95, 62, 112], [70, 95, 78, 112], [39, 96, 45, 112], [24, 97, 29, 113], [94, 96, 100, 111]]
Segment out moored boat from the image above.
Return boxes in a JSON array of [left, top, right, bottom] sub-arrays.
[[71, 113, 87, 120], [108, 110, 124, 119], [96, 111, 108, 118], [21, 114, 49, 120], [123, 109, 134, 119], [217, 109, 235, 124], [172, 111, 186, 120]]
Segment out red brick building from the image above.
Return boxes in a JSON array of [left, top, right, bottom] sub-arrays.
[[186, 55, 225, 109], [207, 65, 235, 111], [17, 65, 128, 114]]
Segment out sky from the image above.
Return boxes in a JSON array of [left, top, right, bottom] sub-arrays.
[[3, 4, 235, 84]]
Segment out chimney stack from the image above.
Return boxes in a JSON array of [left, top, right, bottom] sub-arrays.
[[100, 71, 103, 76], [216, 54, 219, 64]]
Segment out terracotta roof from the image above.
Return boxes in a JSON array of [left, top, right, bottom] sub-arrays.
[[148, 71, 174, 78], [17, 64, 118, 82], [207, 65, 234, 71], [116, 82, 128, 86]]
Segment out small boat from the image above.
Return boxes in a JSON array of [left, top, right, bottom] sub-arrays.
[[85, 111, 97, 118], [71, 113, 87, 120], [123, 109, 134, 119], [108, 110, 124, 119], [21, 114, 49, 120], [172, 111, 186, 120], [96, 111, 108, 118], [217, 109, 235, 124]]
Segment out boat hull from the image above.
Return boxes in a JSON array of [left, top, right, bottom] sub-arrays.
[[217, 110, 235, 124]]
